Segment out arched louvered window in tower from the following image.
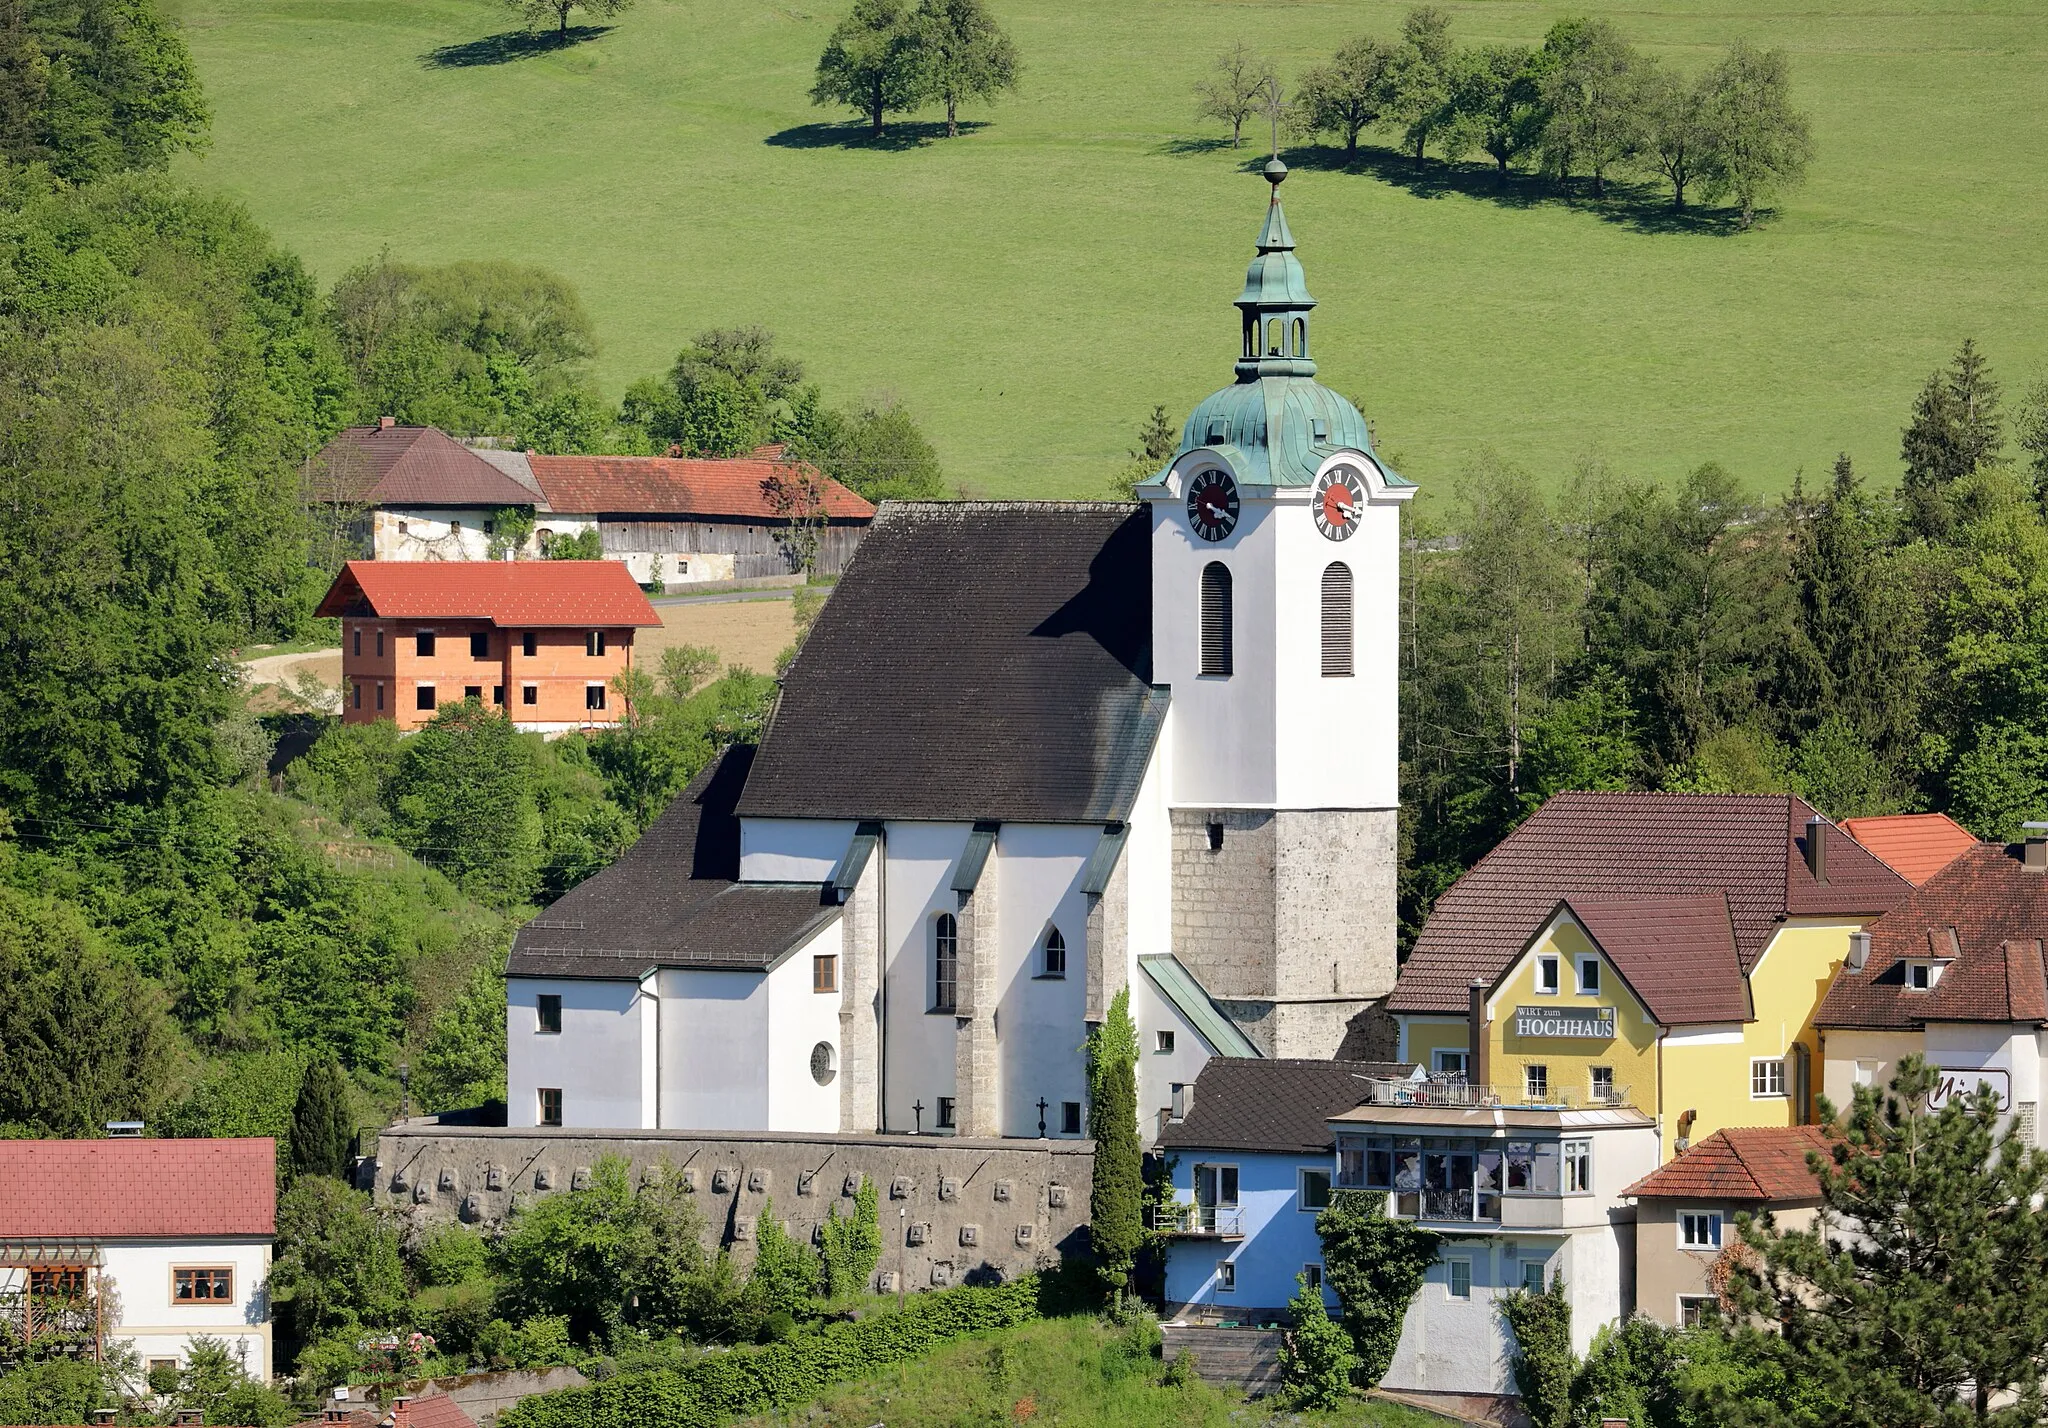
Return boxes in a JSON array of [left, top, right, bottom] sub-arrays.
[[933, 913, 959, 1012], [1321, 562, 1354, 677], [1200, 563, 1233, 677]]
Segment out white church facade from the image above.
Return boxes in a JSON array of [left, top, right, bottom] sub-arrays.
[[505, 160, 1415, 1143]]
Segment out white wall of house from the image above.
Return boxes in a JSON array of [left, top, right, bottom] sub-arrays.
[[1384, 1236, 1557, 1397], [993, 824, 1095, 1138], [371, 508, 529, 561], [740, 819, 859, 883], [507, 976, 649, 1129], [881, 821, 974, 1133], [1820, 1028, 1907, 1112], [14, 1239, 276, 1381], [655, 968, 772, 1130], [1122, 737, 1174, 969], [765, 920, 847, 1131], [1134, 974, 1224, 1147]]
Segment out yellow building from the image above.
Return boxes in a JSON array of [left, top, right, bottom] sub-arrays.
[[1390, 793, 1910, 1161]]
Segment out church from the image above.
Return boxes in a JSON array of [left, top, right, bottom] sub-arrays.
[[504, 161, 1415, 1144]]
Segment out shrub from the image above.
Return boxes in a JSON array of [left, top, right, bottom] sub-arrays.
[[1279, 1275, 1359, 1410], [1315, 1190, 1439, 1386], [819, 1177, 883, 1300], [1501, 1275, 1573, 1428]]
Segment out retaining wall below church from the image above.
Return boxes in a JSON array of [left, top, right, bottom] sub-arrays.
[[369, 1123, 1094, 1291]]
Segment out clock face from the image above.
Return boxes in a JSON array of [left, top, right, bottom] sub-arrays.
[[1186, 469, 1240, 543], [1313, 465, 1367, 541]]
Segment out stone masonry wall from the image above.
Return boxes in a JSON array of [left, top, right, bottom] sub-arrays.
[[371, 1125, 1093, 1292], [1169, 809, 1277, 1004]]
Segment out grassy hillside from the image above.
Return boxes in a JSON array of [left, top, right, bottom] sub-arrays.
[[165, 0, 2048, 500]]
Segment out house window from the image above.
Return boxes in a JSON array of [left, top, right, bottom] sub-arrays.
[[585, 684, 606, 710], [934, 1096, 956, 1130], [1216, 1260, 1236, 1291], [147, 1358, 178, 1377], [813, 955, 838, 993], [932, 913, 959, 1012], [538, 1088, 563, 1126], [492, 685, 504, 705], [416, 631, 435, 656], [522, 684, 538, 706], [1061, 1100, 1082, 1135], [416, 685, 436, 711], [352, 628, 361, 656], [1752, 1058, 1787, 1098], [1678, 1295, 1720, 1329], [1207, 820, 1225, 851], [537, 994, 562, 1034], [376, 684, 385, 711], [586, 630, 606, 656], [1505, 1140, 1560, 1194], [1854, 1060, 1879, 1087], [397, 520, 409, 536], [1301, 1263, 1324, 1293], [1434, 1049, 1469, 1078], [1320, 562, 1353, 676], [376, 630, 385, 657], [1447, 1258, 1472, 1300], [29, 1267, 86, 1298], [1577, 957, 1600, 994], [470, 632, 490, 658], [1563, 1138, 1592, 1194], [1170, 1082, 1190, 1120], [1299, 1168, 1332, 1211], [1156, 1030, 1176, 1054], [1536, 955, 1560, 994], [523, 632, 537, 657], [172, 1268, 233, 1303], [1680, 1210, 1723, 1250], [1590, 1065, 1615, 1103], [464, 685, 482, 701], [450, 520, 462, 533], [1199, 562, 1233, 676], [1908, 961, 1944, 990], [1521, 1261, 1547, 1292], [1524, 1064, 1549, 1101], [1041, 926, 1066, 978], [353, 683, 362, 710], [1195, 1163, 1240, 1220]]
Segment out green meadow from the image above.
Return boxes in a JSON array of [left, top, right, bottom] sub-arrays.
[[167, 0, 2048, 500]]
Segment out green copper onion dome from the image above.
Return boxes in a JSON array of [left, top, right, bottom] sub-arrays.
[[1171, 161, 1405, 490]]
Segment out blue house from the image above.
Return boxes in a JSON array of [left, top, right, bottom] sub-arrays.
[[1158, 1057, 1418, 1322]]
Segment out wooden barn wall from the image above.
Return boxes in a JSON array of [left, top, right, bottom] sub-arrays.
[[596, 520, 867, 578]]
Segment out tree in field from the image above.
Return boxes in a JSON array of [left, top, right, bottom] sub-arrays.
[[1719, 1055, 2048, 1427], [1387, 6, 1458, 164], [620, 325, 806, 457], [289, 1056, 354, 1182], [1195, 40, 1272, 149], [1294, 35, 1395, 163], [1085, 987, 1143, 1306], [1537, 17, 1648, 197], [811, 0, 929, 137], [1700, 39, 1811, 229], [1640, 61, 1715, 209], [913, 0, 1018, 139], [1109, 404, 1178, 497], [1901, 339, 2002, 542], [504, 0, 632, 39], [1448, 43, 1543, 180]]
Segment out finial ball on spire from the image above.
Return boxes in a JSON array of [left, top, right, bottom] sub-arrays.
[[1264, 157, 1288, 189]]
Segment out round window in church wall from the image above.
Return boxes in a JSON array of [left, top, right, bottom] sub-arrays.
[[810, 1042, 837, 1086]]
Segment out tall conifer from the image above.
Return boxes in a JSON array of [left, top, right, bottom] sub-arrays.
[[1085, 988, 1142, 1306], [290, 1056, 355, 1182]]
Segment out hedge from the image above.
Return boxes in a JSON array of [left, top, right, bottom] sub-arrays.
[[499, 1277, 1046, 1428]]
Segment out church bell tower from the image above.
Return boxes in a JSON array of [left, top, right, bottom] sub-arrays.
[[1136, 160, 1416, 1058]]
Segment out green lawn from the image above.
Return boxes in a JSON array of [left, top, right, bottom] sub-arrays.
[[166, 0, 2048, 501]]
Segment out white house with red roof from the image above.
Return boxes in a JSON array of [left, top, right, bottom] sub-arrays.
[[0, 1138, 277, 1380]]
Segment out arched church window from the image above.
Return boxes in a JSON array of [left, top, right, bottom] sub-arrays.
[[933, 913, 959, 1012], [1293, 318, 1307, 357], [1041, 926, 1066, 978], [1321, 562, 1354, 677], [1266, 317, 1283, 356], [1201, 563, 1233, 677], [1243, 320, 1256, 359]]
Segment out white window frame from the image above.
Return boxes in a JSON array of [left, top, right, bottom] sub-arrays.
[[1195, 1162, 1240, 1208], [1216, 1259, 1236, 1292], [1677, 1294, 1719, 1329], [1525, 1064, 1549, 1101], [1535, 955, 1561, 995], [1589, 1065, 1615, 1103], [1520, 1260, 1547, 1292], [1155, 1029, 1175, 1054], [1679, 1209, 1724, 1250], [1298, 1167, 1332, 1213], [1576, 956, 1601, 994], [1446, 1257, 1473, 1300], [1562, 1138, 1592, 1195], [1751, 1057, 1787, 1099]]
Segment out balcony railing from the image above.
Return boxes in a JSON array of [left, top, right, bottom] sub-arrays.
[[1355, 1078, 1633, 1111], [1149, 1203, 1245, 1238]]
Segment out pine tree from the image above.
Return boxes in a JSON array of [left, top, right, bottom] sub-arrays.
[[289, 1056, 355, 1182], [1902, 339, 2003, 543], [1723, 1055, 2048, 1426], [1084, 988, 1143, 1306], [1108, 405, 1177, 497]]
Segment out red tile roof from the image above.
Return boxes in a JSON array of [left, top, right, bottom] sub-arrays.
[[1818, 841, 2048, 1028], [315, 560, 660, 628], [1841, 813, 1980, 886], [1623, 1126, 1836, 1202], [0, 1138, 275, 1239], [1562, 894, 1750, 1025], [398, 1397, 478, 1428], [526, 454, 875, 521], [1391, 793, 1911, 1016], [309, 426, 542, 508]]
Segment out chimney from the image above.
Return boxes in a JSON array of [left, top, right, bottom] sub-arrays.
[[389, 1398, 412, 1428], [1805, 815, 1828, 884], [2023, 823, 2048, 872], [1467, 979, 1488, 1088], [1847, 931, 1870, 971], [174, 1412, 203, 1426], [379, 416, 396, 430]]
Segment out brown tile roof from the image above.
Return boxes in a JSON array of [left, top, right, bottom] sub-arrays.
[[0, 1138, 275, 1238], [308, 425, 542, 508], [1562, 894, 1750, 1025], [1390, 793, 1910, 1016], [398, 1396, 478, 1428], [1622, 1125, 1834, 1202], [314, 560, 660, 628], [1158, 1058, 1416, 1155], [1818, 841, 2048, 1028], [1841, 813, 1980, 886], [526, 454, 874, 521]]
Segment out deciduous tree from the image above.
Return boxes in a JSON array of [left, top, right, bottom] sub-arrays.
[[1537, 17, 1648, 197], [1294, 35, 1394, 163], [1448, 43, 1543, 180], [1194, 40, 1271, 149], [503, 0, 632, 39], [912, 0, 1017, 139], [811, 0, 929, 137], [1388, 6, 1458, 164], [1640, 61, 1714, 209], [1700, 39, 1811, 229], [1315, 1190, 1439, 1387]]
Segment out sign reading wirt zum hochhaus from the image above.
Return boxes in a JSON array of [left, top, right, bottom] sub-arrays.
[[1513, 1005, 1617, 1040]]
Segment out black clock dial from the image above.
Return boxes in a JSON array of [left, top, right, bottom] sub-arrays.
[[1186, 469, 1240, 542], [1313, 464, 1367, 541]]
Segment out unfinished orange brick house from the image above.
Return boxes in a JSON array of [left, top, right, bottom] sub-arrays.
[[317, 560, 661, 733]]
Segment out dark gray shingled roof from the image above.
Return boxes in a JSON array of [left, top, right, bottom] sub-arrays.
[[737, 502, 1166, 824], [1158, 1058, 1418, 1155], [507, 746, 840, 980]]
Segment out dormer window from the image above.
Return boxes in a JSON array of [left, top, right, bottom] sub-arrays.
[[1906, 960, 1949, 991]]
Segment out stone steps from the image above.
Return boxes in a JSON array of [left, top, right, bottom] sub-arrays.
[[1160, 1325, 1287, 1397]]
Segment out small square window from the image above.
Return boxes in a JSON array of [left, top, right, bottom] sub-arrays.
[[1536, 956, 1560, 994], [1678, 1295, 1720, 1329], [464, 685, 482, 701], [1061, 1100, 1082, 1135], [416, 631, 435, 657], [1752, 1058, 1787, 1098], [1447, 1259, 1472, 1300], [1680, 1210, 1723, 1249], [586, 630, 606, 657], [1577, 957, 1600, 994], [539, 1088, 563, 1127], [416, 685, 436, 711], [1301, 1263, 1323, 1293], [522, 684, 538, 706], [586, 684, 607, 710], [397, 520, 409, 535], [1521, 1261, 1547, 1292], [813, 955, 838, 993], [1156, 1030, 1176, 1054], [523, 632, 537, 657], [470, 632, 490, 658], [1298, 1168, 1331, 1211], [450, 520, 462, 533], [492, 685, 504, 704], [1216, 1260, 1235, 1291], [936, 1096, 956, 1130], [1525, 1064, 1549, 1101], [536, 994, 562, 1035]]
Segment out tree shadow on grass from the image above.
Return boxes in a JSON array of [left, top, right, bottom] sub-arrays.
[[1153, 135, 1237, 157], [423, 25, 611, 68], [765, 119, 990, 150], [1242, 140, 1745, 236]]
